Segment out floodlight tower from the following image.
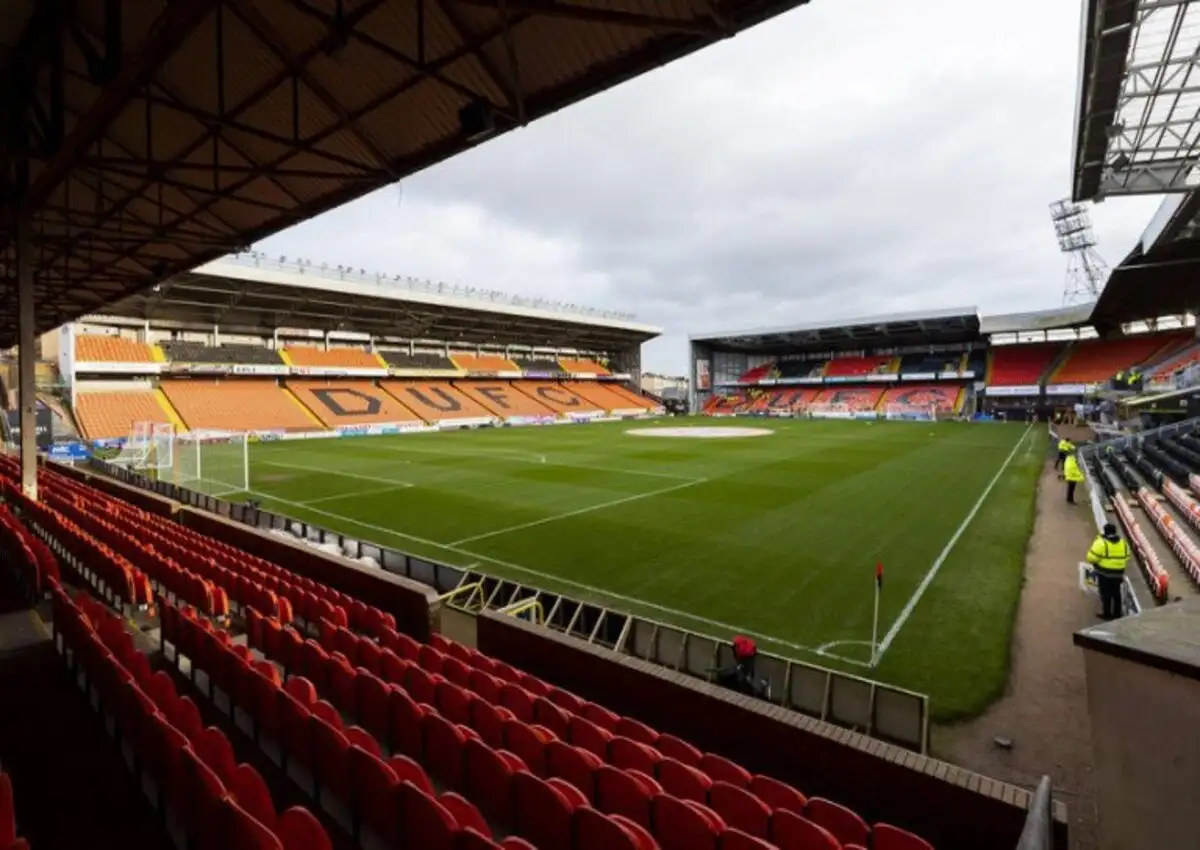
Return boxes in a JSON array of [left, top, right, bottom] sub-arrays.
[[1049, 199, 1109, 305]]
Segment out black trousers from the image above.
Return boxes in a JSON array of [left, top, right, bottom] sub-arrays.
[[1096, 572, 1124, 619], [1066, 481, 1077, 503], [1055, 450, 1066, 470]]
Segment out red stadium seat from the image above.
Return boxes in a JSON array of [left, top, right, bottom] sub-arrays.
[[807, 797, 870, 847], [513, 772, 576, 850], [709, 781, 771, 838], [770, 809, 840, 850]]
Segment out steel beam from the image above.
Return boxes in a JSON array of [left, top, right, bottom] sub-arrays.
[[1097, 159, 1200, 196], [17, 208, 37, 500]]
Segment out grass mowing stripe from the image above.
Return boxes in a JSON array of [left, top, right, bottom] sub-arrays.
[[872, 423, 1033, 666], [302, 484, 412, 505], [259, 460, 415, 487], [245, 485, 867, 663], [448, 477, 709, 546]]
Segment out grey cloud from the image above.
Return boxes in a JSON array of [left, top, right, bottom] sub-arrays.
[[262, 0, 1166, 374]]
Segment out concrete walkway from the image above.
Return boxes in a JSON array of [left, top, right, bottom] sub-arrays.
[[936, 455, 1101, 850]]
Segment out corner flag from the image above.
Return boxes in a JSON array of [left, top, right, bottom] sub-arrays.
[[871, 561, 883, 666]]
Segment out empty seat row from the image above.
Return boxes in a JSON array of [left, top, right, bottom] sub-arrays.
[[290, 618, 928, 850], [51, 588, 332, 850], [0, 503, 60, 599]]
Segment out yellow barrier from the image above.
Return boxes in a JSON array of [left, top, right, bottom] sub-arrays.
[[499, 598, 545, 625], [437, 581, 485, 610]]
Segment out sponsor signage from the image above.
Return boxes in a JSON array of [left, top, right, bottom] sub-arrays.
[[902, 372, 936, 381], [290, 366, 386, 377], [864, 374, 894, 382], [1046, 384, 1087, 396], [386, 368, 466, 378], [48, 441, 90, 462], [696, 359, 711, 391], [168, 363, 289, 376], [506, 416, 557, 426], [985, 385, 1040, 397], [5, 408, 53, 449], [74, 361, 160, 375]]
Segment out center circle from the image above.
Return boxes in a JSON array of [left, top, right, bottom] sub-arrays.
[[625, 426, 773, 439]]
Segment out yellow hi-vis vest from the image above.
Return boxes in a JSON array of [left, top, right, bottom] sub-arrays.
[[1087, 535, 1130, 573], [1058, 438, 1074, 453], [1064, 455, 1085, 483]]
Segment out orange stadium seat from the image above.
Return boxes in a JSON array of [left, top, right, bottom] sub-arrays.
[[382, 381, 496, 421], [75, 334, 157, 363], [75, 390, 171, 440], [161, 380, 318, 432], [1050, 334, 1186, 384], [986, 344, 1063, 386], [558, 358, 610, 376], [455, 382, 555, 418], [823, 356, 896, 378], [1148, 341, 1200, 384], [607, 384, 657, 410], [814, 387, 883, 411], [450, 353, 521, 372], [879, 385, 962, 413], [562, 382, 641, 413], [283, 345, 383, 369], [287, 380, 423, 427], [516, 382, 602, 414]]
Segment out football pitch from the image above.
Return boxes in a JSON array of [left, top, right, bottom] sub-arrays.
[[230, 419, 1046, 721]]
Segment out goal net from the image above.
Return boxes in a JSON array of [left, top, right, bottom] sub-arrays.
[[807, 403, 855, 420], [885, 404, 939, 422], [175, 430, 250, 497], [110, 422, 175, 474]]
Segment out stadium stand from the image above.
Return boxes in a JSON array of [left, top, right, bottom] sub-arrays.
[[604, 384, 658, 411], [897, 352, 964, 376], [456, 382, 555, 418], [161, 380, 321, 432], [1145, 341, 1200, 386], [287, 380, 424, 427], [452, 354, 521, 373], [986, 343, 1064, 386], [161, 340, 285, 365], [738, 363, 776, 383], [383, 381, 497, 421], [879, 385, 963, 413], [518, 358, 567, 375], [0, 457, 939, 850], [282, 345, 384, 369], [558, 359, 610, 376], [823, 356, 897, 378], [75, 334, 160, 363], [516, 382, 602, 414], [1049, 334, 1185, 385], [775, 359, 826, 380], [378, 350, 459, 371], [75, 390, 172, 441], [814, 387, 884, 411]]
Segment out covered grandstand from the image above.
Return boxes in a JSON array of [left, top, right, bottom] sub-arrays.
[[61, 255, 663, 444]]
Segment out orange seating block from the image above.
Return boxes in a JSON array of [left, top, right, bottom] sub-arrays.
[[813, 387, 883, 411], [879, 385, 962, 413], [75, 334, 156, 363], [515, 383, 602, 414], [451, 354, 520, 373], [161, 380, 316, 432], [382, 381, 495, 421], [454, 382, 554, 418], [1052, 334, 1189, 384], [76, 390, 170, 440], [567, 382, 643, 412], [284, 346, 381, 369], [987, 344, 1062, 386], [287, 381, 422, 427], [558, 359, 610, 376]]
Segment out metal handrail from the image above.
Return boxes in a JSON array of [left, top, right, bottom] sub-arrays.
[[1015, 776, 1054, 850], [499, 598, 545, 624]]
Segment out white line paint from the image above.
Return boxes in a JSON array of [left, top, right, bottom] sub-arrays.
[[260, 460, 413, 488], [301, 484, 412, 505], [870, 423, 1034, 667], [447, 478, 709, 546], [366, 442, 697, 482], [245, 487, 850, 663]]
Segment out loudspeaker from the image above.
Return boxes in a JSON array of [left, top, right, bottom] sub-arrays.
[[458, 101, 496, 142]]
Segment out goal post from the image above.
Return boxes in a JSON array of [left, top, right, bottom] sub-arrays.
[[807, 403, 855, 420], [884, 403, 939, 422], [174, 430, 251, 497]]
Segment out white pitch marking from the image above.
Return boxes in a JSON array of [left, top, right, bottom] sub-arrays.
[[366, 442, 697, 482], [870, 423, 1034, 667], [242, 488, 847, 663], [447, 478, 709, 546], [260, 460, 413, 488], [301, 484, 412, 505]]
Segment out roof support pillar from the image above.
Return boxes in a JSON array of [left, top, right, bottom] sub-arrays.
[[17, 207, 38, 501]]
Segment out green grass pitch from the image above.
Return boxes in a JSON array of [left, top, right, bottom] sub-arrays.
[[215, 418, 1045, 722]]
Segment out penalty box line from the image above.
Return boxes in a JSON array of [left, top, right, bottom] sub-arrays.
[[869, 422, 1034, 668], [242, 487, 871, 668]]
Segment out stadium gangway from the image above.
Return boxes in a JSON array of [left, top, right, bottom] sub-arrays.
[[88, 456, 933, 754]]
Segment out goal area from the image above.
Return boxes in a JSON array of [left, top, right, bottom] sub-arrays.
[[807, 403, 856, 420], [885, 404, 939, 422], [175, 430, 251, 497]]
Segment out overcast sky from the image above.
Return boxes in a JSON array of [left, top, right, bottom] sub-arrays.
[[259, 0, 1163, 375]]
